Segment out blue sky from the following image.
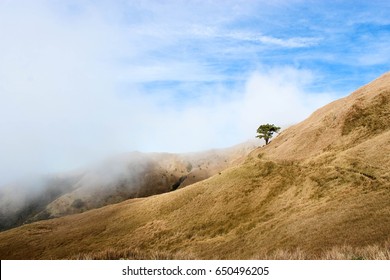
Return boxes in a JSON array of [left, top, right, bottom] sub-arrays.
[[0, 0, 390, 184]]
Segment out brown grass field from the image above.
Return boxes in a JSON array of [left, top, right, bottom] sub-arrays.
[[0, 72, 389, 260]]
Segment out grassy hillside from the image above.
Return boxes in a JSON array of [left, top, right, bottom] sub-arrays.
[[0, 73, 389, 259]]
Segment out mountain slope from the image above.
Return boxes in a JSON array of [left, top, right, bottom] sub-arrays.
[[0, 73, 389, 259]]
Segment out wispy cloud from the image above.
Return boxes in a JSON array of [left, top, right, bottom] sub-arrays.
[[188, 26, 321, 48], [230, 32, 321, 48]]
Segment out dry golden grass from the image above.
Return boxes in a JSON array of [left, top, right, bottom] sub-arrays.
[[70, 247, 194, 260], [70, 242, 390, 260], [0, 72, 389, 260], [255, 240, 390, 260]]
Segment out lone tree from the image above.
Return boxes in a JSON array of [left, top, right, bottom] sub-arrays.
[[256, 124, 281, 145]]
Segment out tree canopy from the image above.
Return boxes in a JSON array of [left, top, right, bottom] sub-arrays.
[[256, 124, 281, 145]]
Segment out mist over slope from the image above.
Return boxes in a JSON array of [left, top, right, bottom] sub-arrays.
[[0, 72, 389, 259], [0, 141, 255, 231], [0, 174, 82, 231]]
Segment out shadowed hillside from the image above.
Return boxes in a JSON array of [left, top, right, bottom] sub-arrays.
[[0, 73, 389, 259], [0, 141, 256, 231]]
